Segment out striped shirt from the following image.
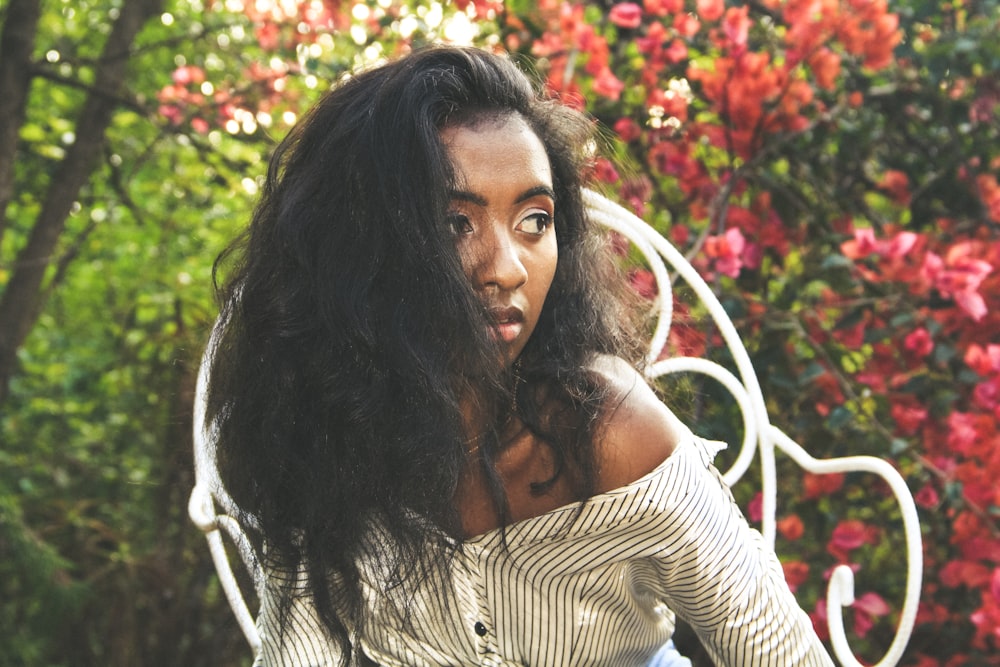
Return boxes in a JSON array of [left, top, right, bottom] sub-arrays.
[[254, 436, 834, 666]]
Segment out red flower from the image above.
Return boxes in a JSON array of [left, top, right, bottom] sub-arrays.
[[878, 169, 912, 206], [591, 157, 620, 184], [609, 2, 643, 29], [621, 176, 653, 216], [977, 173, 1000, 222], [782, 560, 810, 593], [673, 12, 701, 37], [643, 0, 683, 16], [891, 402, 927, 436], [803, 471, 844, 499], [613, 117, 642, 143], [940, 559, 991, 589], [696, 0, 725, 22], [807, 47, 841, 91], [777, 514, 805, 541]]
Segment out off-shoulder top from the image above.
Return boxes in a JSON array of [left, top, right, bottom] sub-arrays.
[[253, 435, 833, 666]]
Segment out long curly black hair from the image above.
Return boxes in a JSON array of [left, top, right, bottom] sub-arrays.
[[207, 45, 646, 664]]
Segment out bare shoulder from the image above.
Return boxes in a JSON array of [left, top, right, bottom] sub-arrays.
[[589, 354, 689, 493]]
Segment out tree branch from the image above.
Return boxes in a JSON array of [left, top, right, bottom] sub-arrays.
[[0, 0, 166, 403], [0, 0, 42, 247]]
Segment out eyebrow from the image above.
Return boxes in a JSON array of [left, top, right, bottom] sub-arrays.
[[448, 185, 556, 207]]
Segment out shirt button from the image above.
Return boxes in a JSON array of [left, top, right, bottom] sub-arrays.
[[474, 621, 487, 637]]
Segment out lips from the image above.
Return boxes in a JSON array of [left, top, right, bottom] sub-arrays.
[[488, 306, 524, 343]]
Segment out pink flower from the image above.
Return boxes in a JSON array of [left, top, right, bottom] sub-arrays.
[[903, 327, 934, 358], [946, 411, 980, 456], [973, 377, 1000, 410], [964, 343, 1000, 375], [914, 483, 939, 509], [628, 269, 658, 300], [747, 491, 763, 523], [921, 246, 993, 321], [884, 231, 919, 258], [811, 598, 830, 641], [828, 519, 878, 560], [705, 227, 747, 278], [172, 65, 206, 86], [721, 6, 750, 52], [592, 66, 625, 101], [841, 227, 879, 259], [852, 592, 890, 638], [831, 520, 870, 550], [664, 38, 688, 64], [609, 2, 643, 29]]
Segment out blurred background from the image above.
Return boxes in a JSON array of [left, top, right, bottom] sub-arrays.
[[1, 0, 998, 665]]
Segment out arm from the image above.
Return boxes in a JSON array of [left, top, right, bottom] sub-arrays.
[[651, 448, 833, 666], [592, 356, 833, 666]]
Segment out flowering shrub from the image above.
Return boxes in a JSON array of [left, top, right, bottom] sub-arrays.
[[163, 0, 1000, 662]]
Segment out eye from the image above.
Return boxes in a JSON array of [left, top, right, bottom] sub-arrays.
[[517, 212, 552, 236], [446, 212, 473, 236]]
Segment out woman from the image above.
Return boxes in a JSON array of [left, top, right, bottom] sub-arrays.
[[207, 45, 833, 666]]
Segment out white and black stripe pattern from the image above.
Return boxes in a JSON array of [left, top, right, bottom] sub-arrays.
[[253, 436, 834, 666]]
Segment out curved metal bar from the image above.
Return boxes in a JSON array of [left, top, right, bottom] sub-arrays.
[[585, 190, 921, 666], [205, 527, 262, 652], [583, 194, 674, 365], [190, 319, 265, 654], [770, 427, 922, 667], [647, 356, 759, 491]]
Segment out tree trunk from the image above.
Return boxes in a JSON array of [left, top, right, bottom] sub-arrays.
[[0, 0, 165, 403], [0, 0, 41, 247]]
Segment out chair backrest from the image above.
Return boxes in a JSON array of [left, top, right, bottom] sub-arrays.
[[189, 189, 922, 666]]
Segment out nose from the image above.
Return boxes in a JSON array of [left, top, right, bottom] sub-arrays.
[[470, 229, 528, 293]]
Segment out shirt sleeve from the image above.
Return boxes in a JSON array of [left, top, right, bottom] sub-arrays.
[[650, 439, 835, 667], [253, 565, 341, 667]]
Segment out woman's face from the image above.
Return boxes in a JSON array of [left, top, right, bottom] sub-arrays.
[[440, 114, 558, 364]]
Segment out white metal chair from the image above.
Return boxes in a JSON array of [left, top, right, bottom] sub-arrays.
[[189, 189, 922, 666]]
